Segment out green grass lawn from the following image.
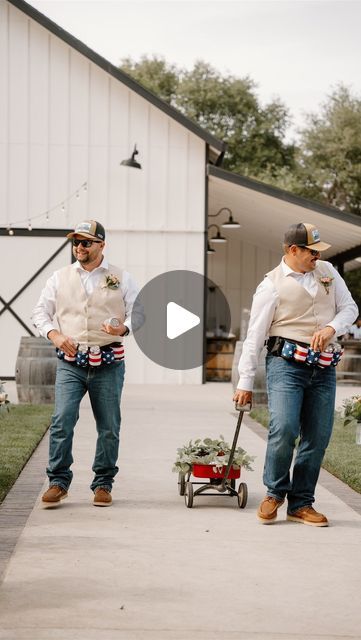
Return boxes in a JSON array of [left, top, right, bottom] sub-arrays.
[[0, 404, 53, 504], [250, 406, 361, 494]]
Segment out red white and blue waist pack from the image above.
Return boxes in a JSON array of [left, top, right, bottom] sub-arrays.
[[268, 337, 343, 369], [56, 344, 124, 367]]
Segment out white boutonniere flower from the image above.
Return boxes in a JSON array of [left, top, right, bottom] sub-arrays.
[[319, 275, 334, 295], [103, 274, 120, 290]]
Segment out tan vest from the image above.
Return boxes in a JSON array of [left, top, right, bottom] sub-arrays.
[[56, 264, 125, 347], [267, 261, 336, 344]]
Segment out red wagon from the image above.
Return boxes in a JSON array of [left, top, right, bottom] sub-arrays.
[[177, 404, 250, 509]]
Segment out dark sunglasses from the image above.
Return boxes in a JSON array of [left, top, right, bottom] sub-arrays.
[[298, 245, 320, 257], [72, 238, 102, 248]]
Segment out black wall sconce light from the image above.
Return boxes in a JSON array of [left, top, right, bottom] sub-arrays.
[[120, 144, 142, 169], [209, 206, 241, 228], [208, 224, 227, 244]]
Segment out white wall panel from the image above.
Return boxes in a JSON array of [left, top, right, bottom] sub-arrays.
[[49, 37, 69, 146], [147, 109, 169, 230], [69, 51, 89, 146], [8, 144, 27, 220], [2, 2, 206, 384], [28, 143, 48, 220], [0, 2, 8, 146], [8, 5, 28, 145], [29, 22, 49, 145]]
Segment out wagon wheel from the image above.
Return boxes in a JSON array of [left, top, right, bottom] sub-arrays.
[[185, 482, 194, 508], [178, 472, 186, 496], [237, 482, 248, 509]]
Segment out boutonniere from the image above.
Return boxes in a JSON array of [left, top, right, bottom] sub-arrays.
[[319, 276, 334, 295], [102, 274, 120, 290]]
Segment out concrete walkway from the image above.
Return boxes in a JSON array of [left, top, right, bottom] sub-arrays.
[[0, 383, 361, 640]]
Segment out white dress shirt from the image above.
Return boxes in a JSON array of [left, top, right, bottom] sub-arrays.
[[237, 259, 358, 391], [32, 258, 139, 339]]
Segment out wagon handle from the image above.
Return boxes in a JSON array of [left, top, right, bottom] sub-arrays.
[[219, 403, 251, 491]]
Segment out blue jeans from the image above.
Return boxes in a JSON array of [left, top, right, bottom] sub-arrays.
[[264, 355, 336, 513], [47, 359, 125, 492]]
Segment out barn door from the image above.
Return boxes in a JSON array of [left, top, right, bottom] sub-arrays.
[[0, 228, 73, 378]]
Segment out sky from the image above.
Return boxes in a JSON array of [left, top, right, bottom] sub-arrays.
[[28, 0, 361, 140]]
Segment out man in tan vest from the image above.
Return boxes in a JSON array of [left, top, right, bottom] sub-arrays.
[[233, 223, 357, 526], [32, 220, 139, 508]]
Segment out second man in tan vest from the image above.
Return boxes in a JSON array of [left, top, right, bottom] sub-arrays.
[[234, 222, 357, 527]]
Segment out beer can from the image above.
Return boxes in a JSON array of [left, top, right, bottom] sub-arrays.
[[112, 345, 124, 360], [64, 353, 76, 362], [89, 346, 102, 367], [106, 318, 120, 328]]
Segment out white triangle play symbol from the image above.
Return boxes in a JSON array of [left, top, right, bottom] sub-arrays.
[[166, 302, 200, 340]]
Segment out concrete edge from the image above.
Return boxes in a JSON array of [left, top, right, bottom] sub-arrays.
[[0, 431, 49, 584]]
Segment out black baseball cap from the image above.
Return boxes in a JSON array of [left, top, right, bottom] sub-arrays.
[[284, 222, 331, 251], [67, 220, 105, 241]]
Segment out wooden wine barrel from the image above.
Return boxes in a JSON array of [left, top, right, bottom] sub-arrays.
[[337, 340, 361, 384], [206, 337, 236, 382], [15, 336, 57, 404], [231, 340, 268, 404]]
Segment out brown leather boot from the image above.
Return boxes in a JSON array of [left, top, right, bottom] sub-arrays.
[[287, 506, 328, 527], [93, 487, 112, 507], [42, 485, 68, 508], [257, 496, 284, 524]]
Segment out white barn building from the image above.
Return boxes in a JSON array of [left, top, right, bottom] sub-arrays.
[[1, 0, 361, 385]]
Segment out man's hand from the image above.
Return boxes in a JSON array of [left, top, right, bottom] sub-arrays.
[[310, 326, 335, 352], [233, 389, 253, 408], [101, 322, 128, 336], [47, 330, 77, 356]]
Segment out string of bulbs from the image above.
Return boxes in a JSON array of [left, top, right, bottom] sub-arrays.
[[3, 181, 88, 235]]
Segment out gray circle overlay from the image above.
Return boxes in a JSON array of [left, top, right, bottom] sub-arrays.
[[131, 270, 231, 370]]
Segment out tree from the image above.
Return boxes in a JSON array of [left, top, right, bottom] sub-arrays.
[[120, 56, 296, 179], [121, 56, 179, 104], [293, 86, 361, 215]]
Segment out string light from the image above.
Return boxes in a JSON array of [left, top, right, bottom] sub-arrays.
[[2, 181, 87, 234]]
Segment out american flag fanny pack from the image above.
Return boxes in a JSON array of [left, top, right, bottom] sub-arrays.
[[280, 339, 343, 368], [56, 344, 124, 367]]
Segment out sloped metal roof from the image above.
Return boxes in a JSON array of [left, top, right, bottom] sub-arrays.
[[208, 165, 361, 270]]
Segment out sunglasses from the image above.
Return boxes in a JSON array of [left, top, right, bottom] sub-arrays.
[[72, 239, 102, 248], [298, 245, 320, 257]]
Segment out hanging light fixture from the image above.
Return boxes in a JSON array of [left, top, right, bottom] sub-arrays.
[[208, 224, 227, 243], [120, 144, 142, 169], [207, 241, 216, 255], [209, 206, 241, 229]]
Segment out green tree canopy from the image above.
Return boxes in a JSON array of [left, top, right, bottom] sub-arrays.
[[293, 86, 361, 215], [120, 56, 295, 178]]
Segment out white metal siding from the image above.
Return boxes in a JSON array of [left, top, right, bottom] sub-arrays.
[[0, 1, 206, 383]]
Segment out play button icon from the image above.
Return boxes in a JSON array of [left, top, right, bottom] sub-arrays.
[[167, 302, 200, 340], [131, 270, 231, 371]]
